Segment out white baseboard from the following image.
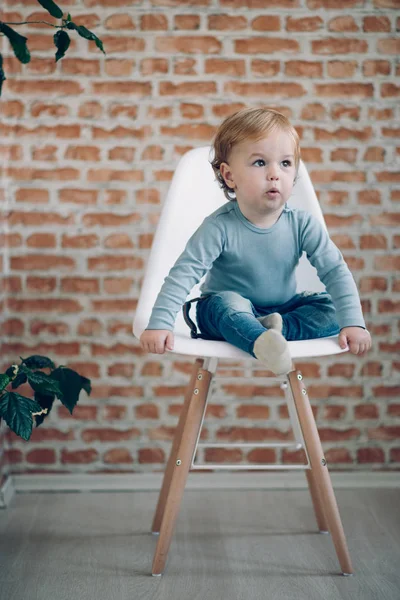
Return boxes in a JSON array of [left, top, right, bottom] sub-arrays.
[[7, 470, 400, 496], [0, 475, 16, 508]]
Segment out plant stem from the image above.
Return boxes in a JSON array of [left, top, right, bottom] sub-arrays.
[[2, 21, 62, 28]]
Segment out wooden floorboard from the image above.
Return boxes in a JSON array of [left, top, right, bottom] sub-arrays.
[[0, 489, 399, 600]]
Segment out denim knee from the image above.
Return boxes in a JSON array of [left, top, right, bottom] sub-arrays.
[[213, 291, 255, 315]]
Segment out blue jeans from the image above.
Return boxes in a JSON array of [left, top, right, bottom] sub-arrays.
[[195, 291, 340, 358]]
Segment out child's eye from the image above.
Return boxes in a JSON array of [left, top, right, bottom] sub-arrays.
[[253, 159, 265, 166], [282, 160, 292, 167]]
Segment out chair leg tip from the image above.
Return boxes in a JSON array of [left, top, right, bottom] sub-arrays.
[[152, 572, 163, 577], [151, 531, 160, 536], [319, 530, 329, 534], [342, 572, 354, 577]]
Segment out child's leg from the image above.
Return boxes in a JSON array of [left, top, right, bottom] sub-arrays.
[[279, 291, 340, 341], [196, 291, 292, 375], [196, 291, 264, 355]]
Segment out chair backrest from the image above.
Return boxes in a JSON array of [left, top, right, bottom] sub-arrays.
[[133, 146, 326, 338]]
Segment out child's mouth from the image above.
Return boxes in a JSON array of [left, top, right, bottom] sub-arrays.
[[266, 190, 279, 197]]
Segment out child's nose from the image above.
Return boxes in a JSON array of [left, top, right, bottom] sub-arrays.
[[267, 166, 279, 179]]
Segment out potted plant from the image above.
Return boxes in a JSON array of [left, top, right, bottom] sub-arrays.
[[0, 355, 91, 441], [0, 0, 105, 96]]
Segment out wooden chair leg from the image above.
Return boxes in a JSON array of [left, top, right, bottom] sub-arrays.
[[288, 370, 353, 575], [305, 469, 329, 533], [152, 365, 212, 576], [151, 358, 203, 534]]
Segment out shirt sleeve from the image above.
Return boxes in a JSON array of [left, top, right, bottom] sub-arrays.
[[146, 216, 225, 331], [299, 212, 366, 329]]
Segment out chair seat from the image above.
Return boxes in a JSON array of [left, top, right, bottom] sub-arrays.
[[167, 331, 347, 360], [134, 309, 347, 360]]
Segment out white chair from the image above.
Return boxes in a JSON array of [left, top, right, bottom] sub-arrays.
[[133, 146, 352, 577]]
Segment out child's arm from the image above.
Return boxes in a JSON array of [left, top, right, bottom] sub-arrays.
[[141, 216, 224, 354], [299, 212, 372, 356]]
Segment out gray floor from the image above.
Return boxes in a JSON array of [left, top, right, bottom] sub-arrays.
[[0, 488, 399, 600]]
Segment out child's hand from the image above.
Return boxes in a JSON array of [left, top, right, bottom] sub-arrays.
[[338, 327, 371, 356], [140, 329, 174, 354]]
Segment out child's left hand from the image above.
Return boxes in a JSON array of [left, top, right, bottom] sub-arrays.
[[338, 327, 372, 356]]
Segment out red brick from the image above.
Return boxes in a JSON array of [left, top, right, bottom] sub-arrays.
[[363, 60, 391, 76], [208, 14, 247, 30], [77, 319, 103, 336], [357, 448, 384, 463], [104, 449, 133, 464], [360, 234, 388, 249], [82, 428, 141, 442], [363, 16, 391, 31], [8, 299, 82, 313], [102, 406, 127, 420], [328, 16, 358, 31], [105, 13, 136, 29], [156, 36, 221, 53], [319, 428, 359, 441], [327, 363, 355, 378], [354, 404, 379, 419], [361, 362, 383, 376], [141, 362, 163, 376], [26, 233, 56, 248], [11, 255, 75, 271], [236, 405, 270, 419], [61, 278, 100, 294], [175, 15, 201, 29], [26, 276, 56, 293], [27, 449, 56, 464], [30, 321, 69, 336], [1, 319, 24, 337], [138, 448, 165, 464], [324, 448, 352, 463], [135, 404, 159, 419], [286, 16, 323, 31], [61, 449, 98, 464], [249, 448, 278, 463], [108, 363, 135, 378], [204, 448, 243, 463], [15, 188, 49, 203]]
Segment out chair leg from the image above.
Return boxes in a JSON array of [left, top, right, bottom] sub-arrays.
[[287, 370, 353, 575], [305, 469, 329, 533], [152, 364, 212, 576], [151, 358, 203, 535]]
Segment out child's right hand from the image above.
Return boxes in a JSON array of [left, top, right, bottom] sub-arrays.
[[140, 329, 174, 354]]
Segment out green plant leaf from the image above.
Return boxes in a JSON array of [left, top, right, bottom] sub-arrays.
[[0, 374, 11, 393], [20, 365, 63, 398], [80, 376, 92, 396], [21, 355, 55, 369], [54, 29, 70, 62], [67, 13, 72, 22], [66, 22, 105, 54], [11, 371, 28, 389], [50, 367, 89, 414], [0, 23, 31, 64], [5, 364, 19, 379], [36, 0, 63, 19], [0, 392, 42, 441], [0, 53, 6, 96], [33, 391, 55, 427]]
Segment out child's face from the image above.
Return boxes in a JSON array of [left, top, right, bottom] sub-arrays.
[[220, 129, 297, 226]]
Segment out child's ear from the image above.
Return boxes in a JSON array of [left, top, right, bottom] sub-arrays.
[[220, 162, 235, 189]]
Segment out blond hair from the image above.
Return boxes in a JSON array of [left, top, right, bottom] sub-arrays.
[[210, 107, 300, 201]]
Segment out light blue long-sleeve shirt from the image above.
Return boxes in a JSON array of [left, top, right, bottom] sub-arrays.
[[146, 201, 365, 332]]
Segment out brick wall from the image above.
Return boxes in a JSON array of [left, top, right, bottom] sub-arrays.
[[0, 221, 8, 487], [0, 0, 399, 476]]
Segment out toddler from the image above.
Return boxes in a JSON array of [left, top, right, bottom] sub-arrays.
[[140, 108, 371, 374]]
